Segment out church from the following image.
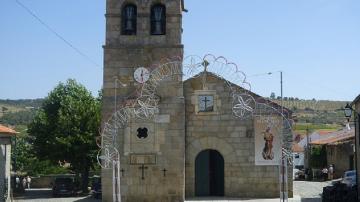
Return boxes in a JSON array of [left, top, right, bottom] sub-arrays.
[[100, 0, 293, 201]]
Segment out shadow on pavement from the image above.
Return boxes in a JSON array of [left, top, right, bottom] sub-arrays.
[[14, 189, 52, 200], [301, 198, 321, 202], [73, 196, 101, 202]]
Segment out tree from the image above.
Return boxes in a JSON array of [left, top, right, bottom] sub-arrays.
[[270, 92, 276, 99], [28, 79, 100, 192], [12, 126, 68, 176]]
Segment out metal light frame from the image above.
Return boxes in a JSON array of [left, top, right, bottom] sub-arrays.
[[97, 54, 294, 201]]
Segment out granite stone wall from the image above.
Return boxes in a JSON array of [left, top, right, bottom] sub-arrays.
[[184, 75, 293, 198], [102, 0, 185, 201]]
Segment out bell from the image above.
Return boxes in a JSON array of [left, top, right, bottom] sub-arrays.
[[154, 22, 162, 34], [126, 20, 133, 31]]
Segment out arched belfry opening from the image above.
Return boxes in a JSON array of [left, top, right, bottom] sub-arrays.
[[121, 4, 137, 35], [195, 149, 224, 197], [151, 3, 166, 35]]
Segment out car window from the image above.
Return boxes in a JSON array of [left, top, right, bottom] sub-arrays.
[[55, 178, 73, 183], [345, 171, 356, 177]]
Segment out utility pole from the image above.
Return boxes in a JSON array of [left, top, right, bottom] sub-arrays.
[[306, 126, 310, 174]]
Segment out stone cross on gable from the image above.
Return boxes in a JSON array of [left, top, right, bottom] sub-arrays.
[[202, 60, 210, 90]]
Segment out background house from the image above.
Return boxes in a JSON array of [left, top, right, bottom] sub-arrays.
[[0, 124, 17, 202], [351, 95, 360, 201], [292, 143, 305, 169], [310, 128, 355, 178]]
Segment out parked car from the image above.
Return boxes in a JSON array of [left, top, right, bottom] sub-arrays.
[[322, 170, 357, 202], [342, 170, 356, 187], [52, 177, 75, 197], [91, 177, 102, 199]]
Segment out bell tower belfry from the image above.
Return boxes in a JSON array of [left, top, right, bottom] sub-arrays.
[[102, 0, 186, 201]]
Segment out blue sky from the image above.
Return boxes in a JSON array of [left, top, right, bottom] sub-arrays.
[[1, 0, 359, 101]]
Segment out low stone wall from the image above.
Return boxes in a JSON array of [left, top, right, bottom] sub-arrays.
[[31, 176, 54, 188], [30, 174, 76, 188]]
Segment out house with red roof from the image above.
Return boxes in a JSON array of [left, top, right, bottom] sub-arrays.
[[310, 128, 355, 178], [351, 95, 360, 201], [0, 124, 17, 201]]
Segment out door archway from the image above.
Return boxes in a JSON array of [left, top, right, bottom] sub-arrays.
[[195, 149, 224, 196]]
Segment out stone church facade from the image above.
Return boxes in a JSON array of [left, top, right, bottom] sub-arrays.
[[101, 0, 292, 201]]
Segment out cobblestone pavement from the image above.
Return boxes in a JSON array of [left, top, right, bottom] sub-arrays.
[[293, 180, 332, 202], [13, 188, 101, 202]]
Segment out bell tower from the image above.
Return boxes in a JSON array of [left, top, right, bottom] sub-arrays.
[[102, 0, 185, 201]]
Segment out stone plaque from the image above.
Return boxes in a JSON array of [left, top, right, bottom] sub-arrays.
[[130, 154, 156, 165], [155, 114, 170, 123]]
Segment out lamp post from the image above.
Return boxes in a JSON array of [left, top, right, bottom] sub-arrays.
[[249, 71, 287, 201], [343, 103, 358, 200]]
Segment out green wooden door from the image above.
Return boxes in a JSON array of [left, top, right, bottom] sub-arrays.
[[195, 149, 224, 196]]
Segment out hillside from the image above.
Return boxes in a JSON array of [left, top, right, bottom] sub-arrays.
[[0, 98, 349, 133], [271, 99, 349, 136], [272, 99, 348, 112], [0, 99, 43, 125]]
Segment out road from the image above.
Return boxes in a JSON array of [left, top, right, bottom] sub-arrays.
[[13, 181, 331, 202], [13, 188, 100, 202], [293, 180, 332, 202]]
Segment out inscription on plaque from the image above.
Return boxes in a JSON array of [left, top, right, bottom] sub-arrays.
[[130, 154, 156, 165]]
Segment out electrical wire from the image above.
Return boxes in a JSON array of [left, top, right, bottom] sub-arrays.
[[14, 0, 101, 68]]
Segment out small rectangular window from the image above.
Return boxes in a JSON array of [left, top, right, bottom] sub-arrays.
[[198, 95, 214, 112]]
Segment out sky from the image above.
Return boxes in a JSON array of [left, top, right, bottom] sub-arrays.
[[0, 0, 359, 101]]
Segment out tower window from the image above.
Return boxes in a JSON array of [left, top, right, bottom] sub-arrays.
[[122, 4, 137, 35], [151, 4, 166, 35]]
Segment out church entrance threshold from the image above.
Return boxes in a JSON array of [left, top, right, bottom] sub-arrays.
[[195, 149, 224, 197]]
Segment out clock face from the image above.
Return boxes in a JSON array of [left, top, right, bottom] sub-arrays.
[[134, 67, 150, 83]]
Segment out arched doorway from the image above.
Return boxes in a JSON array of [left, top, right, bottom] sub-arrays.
[[195, 149, 224, 196]]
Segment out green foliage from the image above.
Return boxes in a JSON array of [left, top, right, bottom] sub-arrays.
[[294, 124, 339, 131], [0, 110, 37, 125], [270, 92, 276, 99], [28, 79, 100, 192], [309, 145, 327, 168], [12, 125, 69, 176], [0, 99, 43, 109]]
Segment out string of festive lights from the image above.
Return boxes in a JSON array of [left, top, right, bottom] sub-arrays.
[[97, 55, 294, 202]]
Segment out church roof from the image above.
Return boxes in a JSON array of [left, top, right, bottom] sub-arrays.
[[184, 71, 292, 117]]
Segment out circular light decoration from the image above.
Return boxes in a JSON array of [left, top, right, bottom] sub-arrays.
[[134, 67, 150, 84]]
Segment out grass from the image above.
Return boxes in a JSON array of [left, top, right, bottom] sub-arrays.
[[294, 123, 340, 131], [0, 104, 25, 118], [293, 123, 341, 137]]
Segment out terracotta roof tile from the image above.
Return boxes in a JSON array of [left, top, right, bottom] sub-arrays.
[[292, 143, 305, 152], [310, 134, 355, 145], [0, 124, 17, 135]]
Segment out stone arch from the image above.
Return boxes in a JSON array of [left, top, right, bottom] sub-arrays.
[[185, 137, 236, 197]]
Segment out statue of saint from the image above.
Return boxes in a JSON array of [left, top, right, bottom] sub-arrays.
[[262, 127, 274, 160]]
